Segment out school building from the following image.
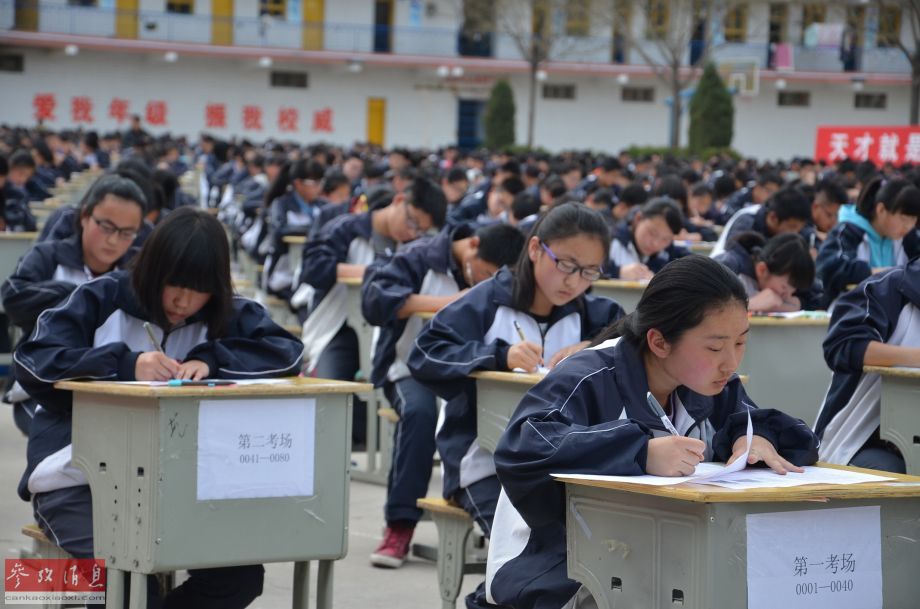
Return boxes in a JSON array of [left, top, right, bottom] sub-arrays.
[[0, 0, 914, 159]]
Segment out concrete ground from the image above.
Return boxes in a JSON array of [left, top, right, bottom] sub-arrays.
[[0, 408, 481, 608]]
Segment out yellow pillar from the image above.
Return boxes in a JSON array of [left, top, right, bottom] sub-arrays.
[[212, 0, 233, 45], [115, 0, 138, 39], [302, 0, 324, 50], [14, 0, 39, 31], [367, 98, 386, 147]]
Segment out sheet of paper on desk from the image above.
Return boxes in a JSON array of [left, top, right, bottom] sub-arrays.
[[699, 466, 894, 489], [552, 408, 753, 486], [109, 379, 291, 386]]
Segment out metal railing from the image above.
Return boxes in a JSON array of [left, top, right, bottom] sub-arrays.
[[0, 1, 911, 75]]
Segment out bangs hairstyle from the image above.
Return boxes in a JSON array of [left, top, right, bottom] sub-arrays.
[[733, 231, 814, 292], [512, 202, 611, 311], [856, 177, 920, 219], [131, 207, 233, 338], [75, 174, 148, 237], [592, 255, 748, 351], [636, 197, 684, 234]]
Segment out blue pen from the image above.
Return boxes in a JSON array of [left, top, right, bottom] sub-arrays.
[[167, 380, 235, 387]]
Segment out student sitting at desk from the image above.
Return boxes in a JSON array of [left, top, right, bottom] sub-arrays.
[[816, 258, 920, 474], [2, 175, 147, 434], [361, 222, 525, 568], [13, 207, 304, 609], [486, 256, 819, 609], [710, 187, 812, 257], [816, 177, 920, 307], [0, 154, 37, 232], [262, 159, 328, 298], [713, 231, 821, 312], [409, 204, 624, 605], [606, 197, 689, 281], [295, 178, 447, 445]]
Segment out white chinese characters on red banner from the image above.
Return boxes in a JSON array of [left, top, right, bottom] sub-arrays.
[[815, 126, 920, 166], [31, 94, 335, 135]]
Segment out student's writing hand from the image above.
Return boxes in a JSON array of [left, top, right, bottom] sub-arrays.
[[645, 436, 706, 477], [547, 340, 590, 369], [175, 360, 210, 381], [619, 263, 653, 281], [136, 352, 181, 381], [748, 288, 785, 313], [727, 435, 803, 475], [507, 341, 543, 373], [778, 295, 802, 312]]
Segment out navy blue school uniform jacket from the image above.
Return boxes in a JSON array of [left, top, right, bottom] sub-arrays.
[[361, 224, 472, 387], [606, 221, 689, 278], [816, 220, 920, 308], [815, 261, 920, 466], [487, 337, 819, 609], [447, 188, 488, 228], [14, 271, 304, 501], [263, 191, 328, 295], [1, 236, 99, 336], [714, 241, 824, 310], [1, 190, 37, 232], [295, 211, 388, 370], [407, 268, 624, 503]]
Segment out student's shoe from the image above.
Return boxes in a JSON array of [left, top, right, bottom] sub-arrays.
[[369, 524, 414, 568]]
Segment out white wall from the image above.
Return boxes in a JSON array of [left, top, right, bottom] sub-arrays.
[[0, 47, 909, 160]]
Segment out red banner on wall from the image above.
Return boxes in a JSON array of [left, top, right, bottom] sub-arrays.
[[815, 126, 920, 166]]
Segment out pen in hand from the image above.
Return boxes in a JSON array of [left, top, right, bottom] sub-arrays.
[[513, 320, 527, 343], [647, 391, 681, 436], [143, 322, 164, 354]]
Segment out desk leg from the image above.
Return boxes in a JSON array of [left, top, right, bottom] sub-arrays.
[[316, 560, 333, 609], [292, 561, 311, 609], [128, 571, 146, 609], [106, 569, 125, 609]]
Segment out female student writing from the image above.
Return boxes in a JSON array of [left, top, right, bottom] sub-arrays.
[[2, 174, 147, 433], [816, 177, 920, 306], [816, 258, 920, 474], [408, 204, 624, 599], [713, 232, 821, 312], [486, 255, 819, 609], [606, 197, 689, 280], [14, 207, 303, 609]]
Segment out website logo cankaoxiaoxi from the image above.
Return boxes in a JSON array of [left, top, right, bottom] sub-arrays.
[[5, 558, 106, 605]]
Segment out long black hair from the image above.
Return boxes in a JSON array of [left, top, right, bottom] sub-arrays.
[[511, 203, 611, 311], [131, 207, 233, 337], [592, 255, 748, 351], [732, 231, 814, 291], [855, 176, 920, 220], [262, 158, 325, 207]]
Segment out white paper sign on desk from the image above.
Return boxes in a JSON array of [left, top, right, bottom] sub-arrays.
[[197, 398, 316, 500], [746, 506, 882, 609]]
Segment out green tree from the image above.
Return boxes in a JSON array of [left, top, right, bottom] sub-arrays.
[[484, 79, 516, 150], [688, 62, 734, 153]]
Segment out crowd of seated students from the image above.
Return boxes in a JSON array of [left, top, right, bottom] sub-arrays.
[[3, 119, 920, 609]]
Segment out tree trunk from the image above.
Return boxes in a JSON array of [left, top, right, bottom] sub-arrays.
[[669, 65, 682, 150], [527, 62, 538, 148], [911, 56, 920, 125]]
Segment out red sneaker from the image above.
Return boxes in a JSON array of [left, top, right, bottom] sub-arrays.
[[369, 524, 414, 568]]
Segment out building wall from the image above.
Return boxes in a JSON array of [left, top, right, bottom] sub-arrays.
[[0, 47, 909, 160]]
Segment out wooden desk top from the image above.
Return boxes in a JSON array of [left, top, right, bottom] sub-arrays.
[[338, 276, 362, 287], [283, 235, 308, 245], [471, 370, 546, 385], [415, 311, 436, 320], [593, 279, 649, 290], [57, 376, 372, 398], [556, 463, 920, 503], [864, 365, 920, 379], [748, 314, 829, 327], [0, 231, 39, 241]]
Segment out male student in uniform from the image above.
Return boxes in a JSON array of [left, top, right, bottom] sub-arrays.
[[360, 222, 525, 568]]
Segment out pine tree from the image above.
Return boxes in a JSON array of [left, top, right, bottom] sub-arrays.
[[484, 79, 516, 150], [688, 62, 734, 153]]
